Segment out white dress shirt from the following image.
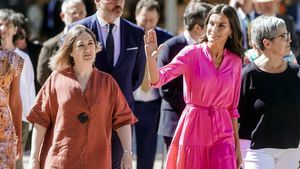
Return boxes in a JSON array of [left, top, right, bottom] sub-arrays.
[[14, 48, 36, 122], [183, 30, 197, 45], [96, 12, 121, 67]]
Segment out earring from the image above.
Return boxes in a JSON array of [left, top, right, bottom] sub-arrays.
[[230, 35, 232, 39]]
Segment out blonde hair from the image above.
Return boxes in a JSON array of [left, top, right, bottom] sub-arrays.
[[49, 25, 100, 71]]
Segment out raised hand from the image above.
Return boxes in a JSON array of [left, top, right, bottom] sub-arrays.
[[143, 29, 163, 85], [144, 30, 162, 61]]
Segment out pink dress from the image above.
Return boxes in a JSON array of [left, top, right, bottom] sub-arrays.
[[152, 43, 242, 169]]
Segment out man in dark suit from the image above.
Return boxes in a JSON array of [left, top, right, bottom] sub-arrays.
[[286, 0, 300, 61], [41, 0, 64, 39], [133, 1, 172, 169], [157, 1, 213, 150], [73, 0, 146, 168], [37, 0, 87, 85]]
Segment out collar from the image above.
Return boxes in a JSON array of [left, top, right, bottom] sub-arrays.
[[64, 26, 69, 35], [96, 11, 120, 28], [184, 30, 197, 45]]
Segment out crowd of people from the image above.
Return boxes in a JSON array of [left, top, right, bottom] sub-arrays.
[[0, 0, 300, 169]]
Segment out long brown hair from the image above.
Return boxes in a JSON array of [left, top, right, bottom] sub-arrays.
[[201, 4, 244, 57], [49, 25, 100, 71]]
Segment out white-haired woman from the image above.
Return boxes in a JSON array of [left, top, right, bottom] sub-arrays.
[[239, 15, 300, 169]]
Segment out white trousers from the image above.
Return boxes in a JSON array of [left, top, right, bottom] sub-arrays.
[[243, 146, 300, 169]]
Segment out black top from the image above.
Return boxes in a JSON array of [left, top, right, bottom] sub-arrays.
[[238, 62, 300, 149]]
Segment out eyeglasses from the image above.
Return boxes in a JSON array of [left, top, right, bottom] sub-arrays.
[[270, 32, 290, 41]]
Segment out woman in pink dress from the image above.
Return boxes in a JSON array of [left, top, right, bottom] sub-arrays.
[[144, 4, 244, 169]]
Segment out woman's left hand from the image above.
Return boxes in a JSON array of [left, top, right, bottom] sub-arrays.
[[121, 152, 132, 169], [236, 146, 243, 169], [16, 141, 23, 160]]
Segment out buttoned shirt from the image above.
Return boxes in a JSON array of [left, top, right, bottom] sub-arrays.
[[96, 12, 121, 67], [183, 30, 197, 45]]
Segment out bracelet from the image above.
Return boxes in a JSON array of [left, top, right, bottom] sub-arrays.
[[123, 150, 133, 156]]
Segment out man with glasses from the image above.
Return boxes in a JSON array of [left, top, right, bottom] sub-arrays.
[[37, 0, 87, 85]]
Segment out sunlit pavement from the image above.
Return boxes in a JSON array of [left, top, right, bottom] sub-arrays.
[[23, 136, 167, 169]]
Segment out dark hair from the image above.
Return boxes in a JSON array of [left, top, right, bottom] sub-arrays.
[[11, 12, 30, 42], [184, 2, 213, 31], [135, 0, 160, 16], [192, 0, 230, 5], [201, 4, 244, 57]]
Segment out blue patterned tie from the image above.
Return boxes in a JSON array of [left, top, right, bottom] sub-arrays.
[[106, 24, 114, 72]]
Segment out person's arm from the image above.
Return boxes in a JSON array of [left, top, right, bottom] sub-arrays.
[[28, 123, 47, 169], [232, 119, 242, 169], [116, 124, 132, 169], [144, 30, 163, 85], [37, 45, 53, 85], [9, 75, 23, 159], [157, 41, 186, 114]]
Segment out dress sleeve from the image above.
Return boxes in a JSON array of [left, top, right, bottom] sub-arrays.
[[151, 45, 193, 88], [111, 77, 137, 130], [228, 57, 242, 119], [26, 75, 53, 128]]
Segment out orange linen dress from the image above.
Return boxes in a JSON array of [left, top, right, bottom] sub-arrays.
[[27, 67, 137, 169], [0, 49, 24, 168]]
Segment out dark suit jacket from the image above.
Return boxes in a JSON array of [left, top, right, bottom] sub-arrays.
[[41, 0, 64, 39], [26, 41, 42, 92], [157, 35, 187, 137], [286, 4, 298, 25], [37, 31, 64, 85], [74, 14, 146, 109], [155, 27, 173, 46]]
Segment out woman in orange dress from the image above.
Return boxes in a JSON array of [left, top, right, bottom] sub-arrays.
[[27, 25, 136, 169], [0, 31, 23, 168]]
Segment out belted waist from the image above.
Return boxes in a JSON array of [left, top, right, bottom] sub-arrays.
[[186, 104, 227, 110]]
